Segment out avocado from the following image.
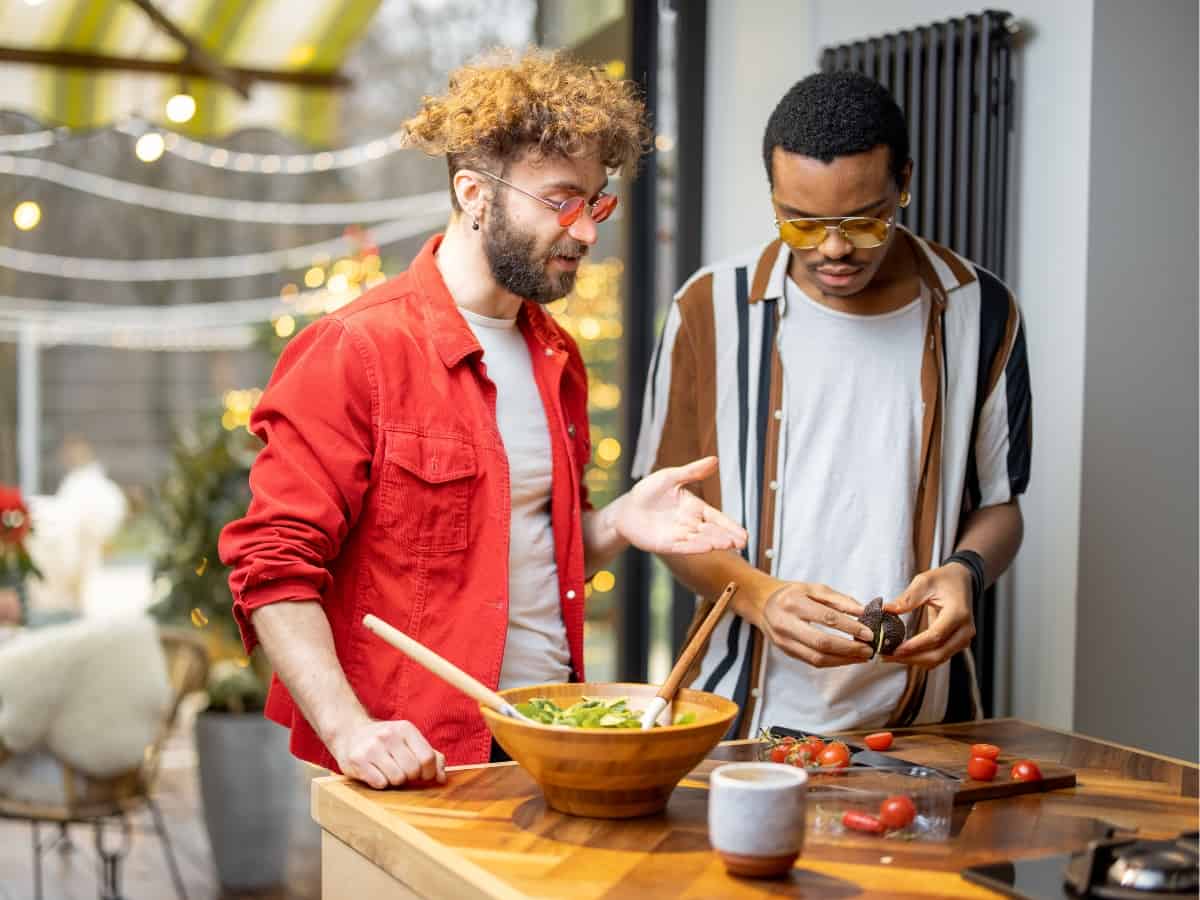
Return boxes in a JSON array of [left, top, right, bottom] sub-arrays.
[[859, 597, 906, 658]]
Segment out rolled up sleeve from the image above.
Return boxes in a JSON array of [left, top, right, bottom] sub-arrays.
[[218, 317, 378, 653]]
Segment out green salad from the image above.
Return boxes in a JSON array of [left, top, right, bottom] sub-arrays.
[[514, 696, 697, 728]]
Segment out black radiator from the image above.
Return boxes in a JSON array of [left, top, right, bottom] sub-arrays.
[[821, 12, 1019, 718], [821, 10, 1017, 278]]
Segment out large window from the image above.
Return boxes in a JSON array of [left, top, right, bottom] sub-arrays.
[[538, 0, 705, 683]]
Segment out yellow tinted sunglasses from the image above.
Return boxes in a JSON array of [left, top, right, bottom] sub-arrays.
[[775, 216, 893, 250]]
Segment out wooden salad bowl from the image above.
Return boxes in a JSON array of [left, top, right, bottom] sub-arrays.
[[480, 682, 738, 819]]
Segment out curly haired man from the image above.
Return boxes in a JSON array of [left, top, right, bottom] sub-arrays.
[[220, 49, 747, 787]]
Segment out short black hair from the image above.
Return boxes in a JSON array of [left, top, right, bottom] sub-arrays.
[[762, 71, 910, 188]]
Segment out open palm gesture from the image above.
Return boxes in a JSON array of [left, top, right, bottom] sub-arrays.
[[614, 456, 748, 555]]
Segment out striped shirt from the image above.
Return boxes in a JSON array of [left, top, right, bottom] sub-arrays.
[[633, 230, 1031, 736]]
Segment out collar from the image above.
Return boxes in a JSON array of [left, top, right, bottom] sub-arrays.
[[747, 226, 976, 311], [410, 233, 567, 368]]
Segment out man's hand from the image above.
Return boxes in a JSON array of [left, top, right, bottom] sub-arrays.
[[613, 456, 748, 555], [329, 718, 447, 790], [758, 582, 875, 667], [884, 564, 975, 668]]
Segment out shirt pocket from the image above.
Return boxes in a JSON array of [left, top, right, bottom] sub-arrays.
[[379, 430, 477, 554]]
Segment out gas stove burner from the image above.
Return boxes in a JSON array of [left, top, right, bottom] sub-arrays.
[[1066, 832, 1199, 899], [1107, 844, 1199, 893]]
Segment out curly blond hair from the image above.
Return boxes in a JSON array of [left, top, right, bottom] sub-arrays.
[[403, 48, 650, 209]]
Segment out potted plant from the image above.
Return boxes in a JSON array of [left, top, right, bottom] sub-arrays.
[[149, 415, 297, 891]]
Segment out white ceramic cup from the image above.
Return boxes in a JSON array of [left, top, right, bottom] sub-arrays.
[[708, 762, 808, 878]]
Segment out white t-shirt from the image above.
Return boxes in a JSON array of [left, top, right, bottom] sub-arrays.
[[761, 279, 927, 732], [457, 306, 571, 690]]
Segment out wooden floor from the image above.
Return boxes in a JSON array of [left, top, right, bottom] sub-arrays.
[[0, 713, 322, 900]]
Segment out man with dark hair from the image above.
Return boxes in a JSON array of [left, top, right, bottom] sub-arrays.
[[634, 70, 1030, 736], [220, 49, 747, 788]]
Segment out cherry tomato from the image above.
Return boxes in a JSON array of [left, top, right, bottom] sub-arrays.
[[878, 794, 917, 830], [842, 810, 885, 834], [817, 741, 852, 768], [970, 743, 1001, 760], [864, 732, 894, 751], [785, 746, 815, 768], [803, 736, 826, 755], [967, 756, 998, 781], [1011, 760, 1043, 782], [769, 745, 789, 763]]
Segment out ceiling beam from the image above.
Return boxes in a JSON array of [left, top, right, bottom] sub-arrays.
[[123, 0, 252, 98], [0, 46, 352, 90]]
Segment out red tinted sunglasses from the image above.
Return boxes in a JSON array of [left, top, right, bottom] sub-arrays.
[[476, 170, 618, 227]]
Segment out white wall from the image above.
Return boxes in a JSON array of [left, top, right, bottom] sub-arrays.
[[704, 0, 1097, 729], [701, 0, 812, 262], [1073, 0, 1198, 761]]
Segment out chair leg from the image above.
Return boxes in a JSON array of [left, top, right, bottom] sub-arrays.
[[147, 797, 188, 900], [31, 821, 44, 900], [57, 821, 75, 854], [93, 815, 132, 900]]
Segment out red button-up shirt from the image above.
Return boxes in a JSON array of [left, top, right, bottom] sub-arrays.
[[219, 234, 592, 770]]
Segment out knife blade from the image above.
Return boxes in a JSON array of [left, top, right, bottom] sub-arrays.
[[849, 748, 962, 781], [764, 726, 961, 781]]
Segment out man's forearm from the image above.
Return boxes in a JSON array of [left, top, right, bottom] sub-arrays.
[[250, 601, 370, 753], [662, 549, 779, 629], [954, 499, 1024, 585]]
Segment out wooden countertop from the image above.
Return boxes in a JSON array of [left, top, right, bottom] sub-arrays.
[[311, 718, 1198, 899]]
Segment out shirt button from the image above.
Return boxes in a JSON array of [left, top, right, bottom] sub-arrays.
[[750, 688, 761, 699], [544, 347, 554, 356], [773, 409, 783, 420], [568, 424, 576, 437], [765, 548, 775, 560], [566, 590, 576, 600], [769, 480, 778, 491]]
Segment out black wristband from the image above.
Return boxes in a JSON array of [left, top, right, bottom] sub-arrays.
[[944, 550, 985, 604]]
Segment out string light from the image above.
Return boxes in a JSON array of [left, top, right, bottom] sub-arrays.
[[0, 120, 432, 174], [0, 129, 64, 153], [165, 93, 197, 125], [223, 389, 263, 432], [135, 132, 166, 163], [592, 571, 616, 592], [0, 154, 450, 224], [12, 201, 41, 231], [588, 382, 621, 410], [596, 437, 622, 465], [0, 213, 443, 281], [0, 288, 345, 351], [0, 122, 412, 174], [116, 123, 410, 173]]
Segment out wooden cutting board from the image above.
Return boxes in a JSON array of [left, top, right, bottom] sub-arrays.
[[703, 729, 1076, 804]]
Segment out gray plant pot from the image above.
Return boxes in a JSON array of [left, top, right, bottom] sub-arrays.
[[195, 711, 295, 890]]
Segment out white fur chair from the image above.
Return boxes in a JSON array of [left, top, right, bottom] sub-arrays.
[[0, 621, 208, 900]]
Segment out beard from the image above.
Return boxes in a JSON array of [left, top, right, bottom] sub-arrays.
[[482, 200, 587, 304]]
